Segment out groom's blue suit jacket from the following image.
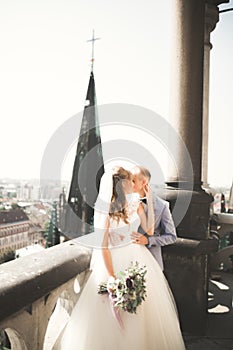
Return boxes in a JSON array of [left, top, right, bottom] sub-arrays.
[[138, 193, 177, 270]]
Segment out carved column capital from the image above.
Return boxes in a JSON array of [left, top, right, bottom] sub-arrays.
[[205, 0, 229, 5], [205, 0, 229, 38], [205, 3, 219, 48]]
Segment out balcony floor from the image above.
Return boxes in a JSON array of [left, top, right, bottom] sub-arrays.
[[184, 271, 233, 350]]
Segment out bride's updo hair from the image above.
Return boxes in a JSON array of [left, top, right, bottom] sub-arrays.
[[109, 167, 132, 224]]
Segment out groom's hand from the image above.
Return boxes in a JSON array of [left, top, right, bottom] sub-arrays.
[[131, 232, 148, 245]]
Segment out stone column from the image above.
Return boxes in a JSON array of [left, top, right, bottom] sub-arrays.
[[202, 3, 220, 188], [168, 0, 206, 189], [166, 0, 212, 241], [162, 0, 225, 334]]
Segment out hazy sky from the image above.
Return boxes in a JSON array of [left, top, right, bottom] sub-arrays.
[[0, 0, 232, 187]]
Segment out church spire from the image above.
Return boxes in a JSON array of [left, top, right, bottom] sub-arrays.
[[64, 70, 104, 238], [62, 32, 104, 238], [64, 71, 104, 238]]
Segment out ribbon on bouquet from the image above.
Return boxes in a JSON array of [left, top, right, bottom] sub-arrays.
[[108, 293, 124, 330]]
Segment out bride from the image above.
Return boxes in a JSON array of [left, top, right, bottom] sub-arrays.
[[54, 166, 185, 350]]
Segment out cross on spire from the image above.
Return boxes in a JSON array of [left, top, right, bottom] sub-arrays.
[[87, 30, 101, 71]]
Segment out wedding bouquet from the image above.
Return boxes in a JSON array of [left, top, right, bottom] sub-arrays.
[[98, 261, 147, 314]]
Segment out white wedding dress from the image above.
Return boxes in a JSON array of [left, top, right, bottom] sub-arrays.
[[54, 203, 185, 350]]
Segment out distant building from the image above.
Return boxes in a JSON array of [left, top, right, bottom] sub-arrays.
[[0, 209, 29, 254], [28, 222, 45, 247], [0, 183, 17, 199]]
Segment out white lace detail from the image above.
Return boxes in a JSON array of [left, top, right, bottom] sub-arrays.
[[108, 195, 140, 247]]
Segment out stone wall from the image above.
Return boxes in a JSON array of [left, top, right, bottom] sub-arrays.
[[0, 241, 92, 349]]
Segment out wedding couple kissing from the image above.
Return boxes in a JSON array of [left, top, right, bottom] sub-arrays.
[[54, 165, 185, 350], [127, 165, 177, 271]]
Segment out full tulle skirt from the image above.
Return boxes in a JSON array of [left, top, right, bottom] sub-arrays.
[[53, 243, 185, 350]]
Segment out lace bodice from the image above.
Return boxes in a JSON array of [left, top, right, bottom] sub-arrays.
[[108, 196, 140, 247]]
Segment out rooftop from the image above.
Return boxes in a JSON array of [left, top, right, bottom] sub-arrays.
[[0, 209, 29, 225]]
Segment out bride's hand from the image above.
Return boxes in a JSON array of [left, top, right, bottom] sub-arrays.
[[107, 275, 116, 292], [141, 185, 155, 236], [144, 183, 152, 199]]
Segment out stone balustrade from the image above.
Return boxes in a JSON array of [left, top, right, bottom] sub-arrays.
[[0, 235, 219, 348], [163, 236, 218, 334], [0, 241, 92, 350]]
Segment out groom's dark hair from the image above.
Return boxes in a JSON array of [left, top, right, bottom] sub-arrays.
[[135, 166, 151, 181]]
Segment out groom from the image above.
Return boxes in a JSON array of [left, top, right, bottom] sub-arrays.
[[131, 166, 177, 270]]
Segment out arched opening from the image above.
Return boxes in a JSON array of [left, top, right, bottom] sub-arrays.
[[43, 278, 81, 349], [1, 328, 27, 350]]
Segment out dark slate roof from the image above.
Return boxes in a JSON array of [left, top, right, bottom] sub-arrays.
[[0, 209, 29, 225]]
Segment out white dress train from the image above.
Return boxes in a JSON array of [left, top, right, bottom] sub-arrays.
[[53, 209, 185, 350]]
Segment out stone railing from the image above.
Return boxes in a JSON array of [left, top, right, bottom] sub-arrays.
[[0, 235, 219, 347], [0, 241, 92, 350], [163, 236, 218, 334], [210, 213, 233, 271]]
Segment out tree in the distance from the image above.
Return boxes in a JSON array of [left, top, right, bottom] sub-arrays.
[[0, 249, 16, 264]]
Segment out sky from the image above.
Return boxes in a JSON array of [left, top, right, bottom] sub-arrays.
[[0, 0, 233, 188]]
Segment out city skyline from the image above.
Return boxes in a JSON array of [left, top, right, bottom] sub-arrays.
[[0, 0, 233, 187]]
